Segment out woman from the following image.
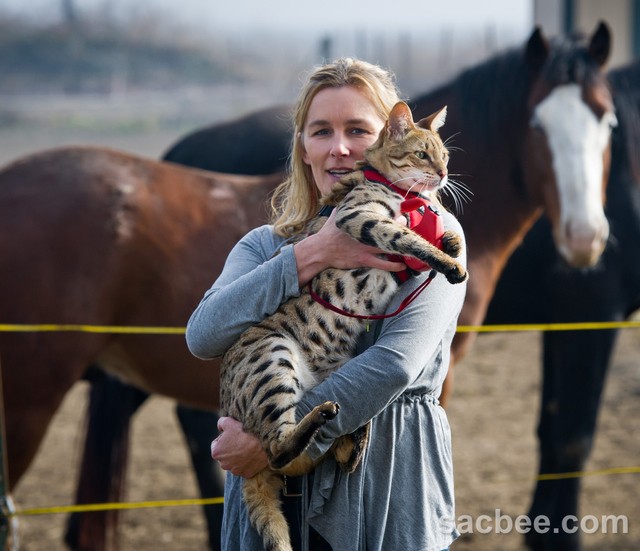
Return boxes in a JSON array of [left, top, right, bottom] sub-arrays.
[[186, 57, 465, 551]]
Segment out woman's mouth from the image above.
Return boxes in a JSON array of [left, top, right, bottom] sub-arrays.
[[327, 168, 354, 181], [327, 168, 353, 177]]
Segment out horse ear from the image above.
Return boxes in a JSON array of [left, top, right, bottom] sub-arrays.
[[588, 21, 611, 67], [524, 26, 549, 75], [387, 101, 415, 141], [417, 106, 447, 132]]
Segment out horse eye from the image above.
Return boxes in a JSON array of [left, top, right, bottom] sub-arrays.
[[415, 151, 427, 159]]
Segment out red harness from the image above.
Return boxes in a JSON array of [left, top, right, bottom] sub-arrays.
[[308, 168, 445, 321], [361, 168, 445, 281]]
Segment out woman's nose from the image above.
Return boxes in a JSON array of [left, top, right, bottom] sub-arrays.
[[330, 139, 350, 158]]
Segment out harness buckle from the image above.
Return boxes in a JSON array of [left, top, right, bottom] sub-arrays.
[[282, 475, 303, 498]]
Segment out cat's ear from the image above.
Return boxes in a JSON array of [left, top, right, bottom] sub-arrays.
[[386, 101, 415, 141], [417, 106, 447, 132]]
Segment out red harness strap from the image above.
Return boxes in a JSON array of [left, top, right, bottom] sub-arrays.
[[307, 270, 436, 321], [362, 167, 445, 280], [308, 168, 445, 320]]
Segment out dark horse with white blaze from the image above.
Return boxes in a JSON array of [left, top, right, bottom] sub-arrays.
[[485, 58, 640, 551], [0, 24, 614, 551]]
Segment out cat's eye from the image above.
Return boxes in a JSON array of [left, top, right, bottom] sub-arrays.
[[415, 151, 427, 159]]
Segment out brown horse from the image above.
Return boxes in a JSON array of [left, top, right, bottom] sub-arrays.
[[0, 146, 281, 489], [2, 23, 614, 551]]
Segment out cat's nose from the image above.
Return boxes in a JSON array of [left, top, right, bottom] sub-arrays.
[[438, 169, 448, 179]]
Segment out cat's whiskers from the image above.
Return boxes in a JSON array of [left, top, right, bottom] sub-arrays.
[[442, 177, 473, 215], [391, 175, 440, 199], [443, 133, 464, 153], [390, 175, 422, 198], [445, 145, 464, 153], [448, 176, 473, 199]]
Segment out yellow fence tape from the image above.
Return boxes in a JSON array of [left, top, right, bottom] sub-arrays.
[[0, 324, 186, 334], [9, 497, 224, 517], [1, 320, 640, 335], [7, 465, 639, 517]]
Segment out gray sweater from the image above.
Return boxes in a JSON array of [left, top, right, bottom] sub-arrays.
[[186, 213, 466, 551]]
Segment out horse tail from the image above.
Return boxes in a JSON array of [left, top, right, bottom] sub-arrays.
[[65, 367, 149, 551]]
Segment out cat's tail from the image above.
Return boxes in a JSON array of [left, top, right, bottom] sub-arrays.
[[243, 471, 293, 551]]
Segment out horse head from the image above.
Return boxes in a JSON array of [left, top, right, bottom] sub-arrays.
[[522, 21, 615, 268]]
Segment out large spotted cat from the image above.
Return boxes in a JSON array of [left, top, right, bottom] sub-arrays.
[[219, 100, 467, 551]]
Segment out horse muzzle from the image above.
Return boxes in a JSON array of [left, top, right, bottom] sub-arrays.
[[556, 216, 609, 268]]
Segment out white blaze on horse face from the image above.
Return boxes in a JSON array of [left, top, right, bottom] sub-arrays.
[[532, 84, 612, 267]]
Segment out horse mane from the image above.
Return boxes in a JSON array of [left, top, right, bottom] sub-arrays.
[[413, 45, 533, 153], [609, 60, 640, 184], [413, 31, 608, 156]]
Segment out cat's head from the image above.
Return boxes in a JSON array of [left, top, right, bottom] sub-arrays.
[[361, 101, 449, 195]]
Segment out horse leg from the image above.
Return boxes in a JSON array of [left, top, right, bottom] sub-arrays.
[[64, 367, 150, 551], [525, 328, 618, 551], [3, 346, 92, 490], [6, 391, 70, 489], [175, 406, 225, 551]]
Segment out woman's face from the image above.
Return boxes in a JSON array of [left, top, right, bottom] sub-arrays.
[[301, 86, 386, 196]]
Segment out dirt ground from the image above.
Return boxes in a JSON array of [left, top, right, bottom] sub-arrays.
[[3, 111, 639, 551], [10, 331, 640, 551]]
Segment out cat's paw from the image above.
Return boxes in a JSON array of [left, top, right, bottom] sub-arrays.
[[316, 401, 340, 422], [446, 263, 469, 284], [441, 230, 463, 258], [334, 424, 370, 473], [333, 436, 357, 466]]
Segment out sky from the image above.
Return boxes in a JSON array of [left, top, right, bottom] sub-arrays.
[[0, 0, 533, 35]]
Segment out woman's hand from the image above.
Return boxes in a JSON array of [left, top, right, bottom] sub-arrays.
[[294, 209, 406, 286], [210, 416, 269, 478]]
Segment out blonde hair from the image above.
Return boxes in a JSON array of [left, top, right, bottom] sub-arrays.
[[271, 57, 402, 237]]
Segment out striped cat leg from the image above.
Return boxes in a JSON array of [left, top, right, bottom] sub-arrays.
[[269, 401, 339, 470]]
